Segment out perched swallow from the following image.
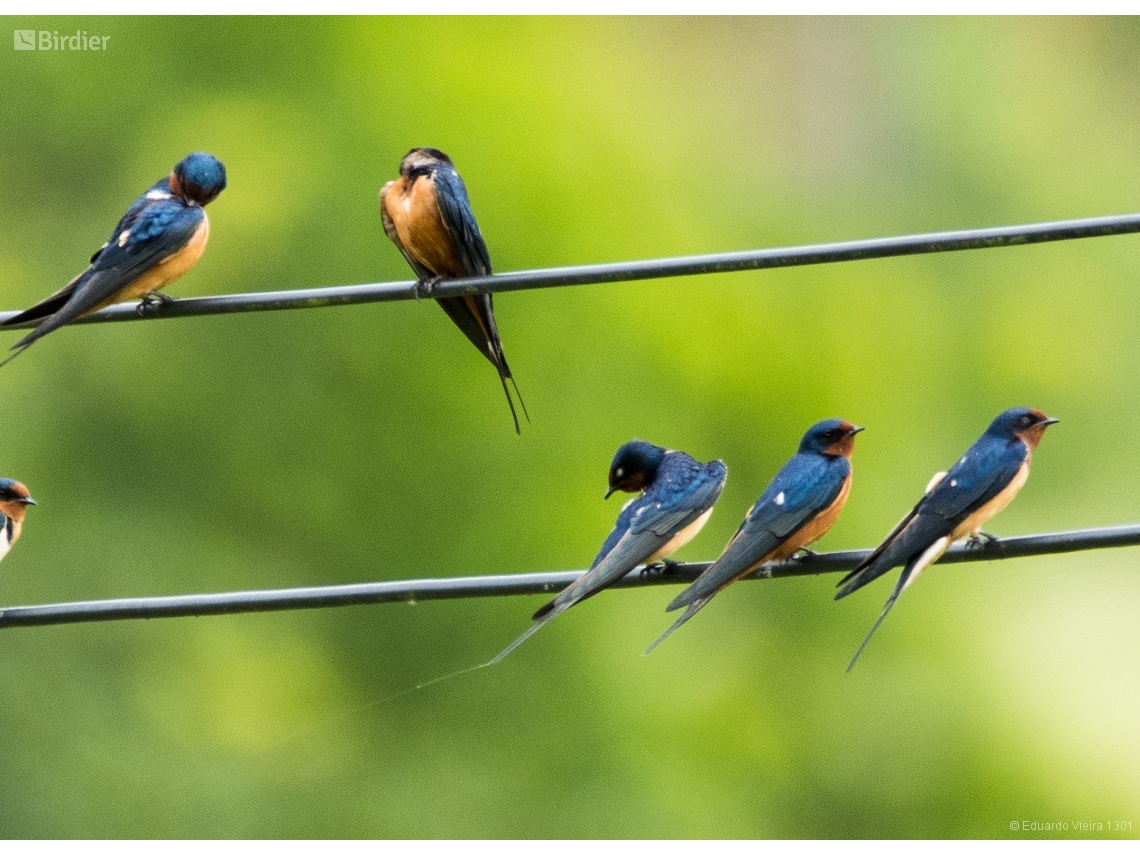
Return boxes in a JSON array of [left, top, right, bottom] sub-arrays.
[[0, 480, 35, 563], [837, 407, 1058, 671], [646, 419, 863, 654], [490, 440, 727, 663], [379, 148, 526, 433], [1, 152, 226, 364]]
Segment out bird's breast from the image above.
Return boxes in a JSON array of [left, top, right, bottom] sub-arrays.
[[771, 474, 853, 561], [384, 176, 464, 278], [100, 215, 210, 309], [645, 506, 716, 563], [951, 458, 1031, 540], [0, 513, 19, 557]]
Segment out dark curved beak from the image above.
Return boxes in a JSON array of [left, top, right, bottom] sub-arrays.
[[604, 486, 617, 500], [18, 496, 35, 506], [849, 425, 865, 435], [1041, 417, 1060, 426]]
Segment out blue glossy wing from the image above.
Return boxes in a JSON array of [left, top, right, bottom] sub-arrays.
[[10, 198, 203, 348], [93, 178, 173, 264], [2, 179, 173, 330], [547, 458, 727, 614], [836, 435, 1027, 598], [490, 458, 726, 665], [433, 165, 492, 277], [668, 454, 849, 610], [428, 165, 524, 431]]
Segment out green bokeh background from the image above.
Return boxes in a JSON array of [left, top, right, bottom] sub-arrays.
[[0, 15, 1138, 839]]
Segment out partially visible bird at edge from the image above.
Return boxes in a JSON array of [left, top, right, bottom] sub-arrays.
[[0, 479, 35, 563]]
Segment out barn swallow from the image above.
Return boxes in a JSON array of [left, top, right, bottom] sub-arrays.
[[379, 148, 526, 433], [646, 419, 862, 655], [837, 407, 1058, 671], [0, 480, 35, 563], [1, 152, 226, 364], [490, 440, 727, 664]]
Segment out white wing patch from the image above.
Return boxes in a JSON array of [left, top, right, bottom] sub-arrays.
[[117, 230, 130, 247], [925, 471, 948, 495], [146, 189, 172, 201], [775, 492, 786, 506]]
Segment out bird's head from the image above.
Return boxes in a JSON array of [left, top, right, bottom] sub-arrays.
[[170, 152, 227, 206], [800, 419, 864, 458], [987, 407, 1059, 449], [0, 479, 35, 522], [605, 440, 667, 498], [399, 147, 452, 179]]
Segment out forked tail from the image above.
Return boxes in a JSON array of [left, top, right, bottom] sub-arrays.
[[493, 347, 528, 435], [845, 563, 913, 672], [643, 596, 710, 656]]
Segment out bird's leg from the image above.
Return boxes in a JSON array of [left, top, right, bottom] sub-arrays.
[[640, 558, 682, 579], [136, 291, 175, 316], [966, 531, 1000, 550], [792, 547, 819, 561], [413, 277, 442, 300]]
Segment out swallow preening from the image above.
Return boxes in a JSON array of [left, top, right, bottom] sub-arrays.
[[0, 479, 35, 563], [646, 419, 862, 654], [837, 407, 1058, 671], [1, 152, 226, 365], [380, 148, 526, 434], [489, 440, 727, 664]]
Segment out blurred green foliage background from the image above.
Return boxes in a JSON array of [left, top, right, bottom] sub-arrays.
[[0, 15, 1138, 839]]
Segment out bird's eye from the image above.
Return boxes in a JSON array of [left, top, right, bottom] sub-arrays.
[[615, 468, 624, 479], [1019, 416, 1031, 426]]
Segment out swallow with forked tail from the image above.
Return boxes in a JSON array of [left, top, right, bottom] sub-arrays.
[[646, 419, 862, 654], [380, 147, 525, 433], [837, 407, 1058, 671], [492, 440, 727, 663], [1, 152, 226, 364]]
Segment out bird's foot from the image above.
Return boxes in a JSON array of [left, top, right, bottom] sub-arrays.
[[413, 277, 442, 300], [640, 558, 681, 579], [136, 291, 175, 316], [792, 547, 819, 561], [966, 531, 1000, 550]]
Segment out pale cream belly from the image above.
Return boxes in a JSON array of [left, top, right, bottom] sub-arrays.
[[0, 517, 21, 561], [769, 476, 853, 562], [904, 459, 1031, 593], [645, 506, 715, 563], [96, 215, 210, 310], [950, 460, 1030, 540]]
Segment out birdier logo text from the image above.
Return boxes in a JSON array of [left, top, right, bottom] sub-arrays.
[[14, 30, 110, 50]]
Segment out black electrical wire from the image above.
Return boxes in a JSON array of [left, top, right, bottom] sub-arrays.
[[0, 523, 1134, 629], [2, 210, 1138, 329]]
